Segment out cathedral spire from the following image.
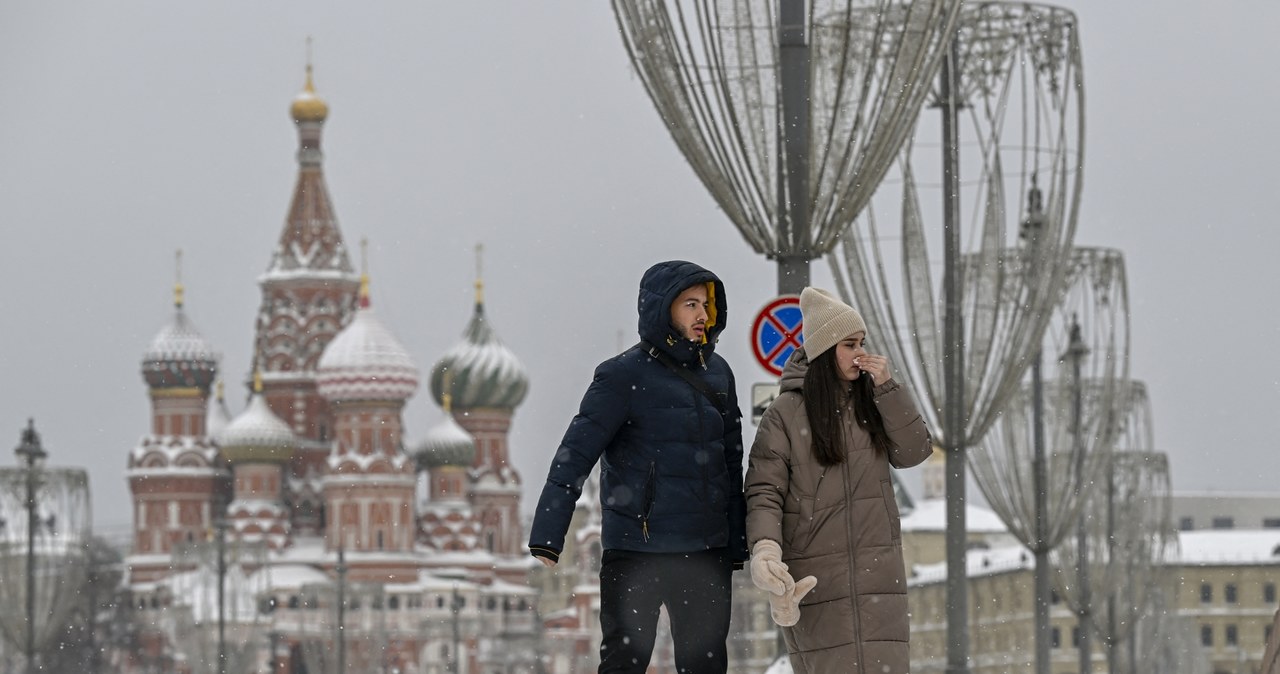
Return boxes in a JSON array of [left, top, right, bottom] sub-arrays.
[[474, 243, 485, 311], [359, 237, 371, 308], [174, 249, 184, 309]]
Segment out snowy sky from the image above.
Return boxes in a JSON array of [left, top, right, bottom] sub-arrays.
[[1, 2, 1277, 535]]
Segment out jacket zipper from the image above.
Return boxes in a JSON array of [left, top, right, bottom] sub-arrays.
[[694, 382, 710, 546], [642, 461, 656, 541], [841, 405, 870, 668]]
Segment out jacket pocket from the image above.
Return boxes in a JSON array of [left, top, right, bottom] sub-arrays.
[[880, 478, 901, 541]]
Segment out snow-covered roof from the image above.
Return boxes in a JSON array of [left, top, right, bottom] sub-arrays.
[[144, 308, 217, 363], [254, 563, 331, 590], [1175, 530, 1280, 566], [910, 543, 1034, 586], [218, 393, 294, 462], [206, 390, 233, 438], [316, 303, 419, 402], [900, 497, 1008, 533]]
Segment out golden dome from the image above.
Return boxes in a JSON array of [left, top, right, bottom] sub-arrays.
[[290, 65, 329, 123]]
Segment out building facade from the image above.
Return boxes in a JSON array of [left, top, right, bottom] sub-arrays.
[[122, 67, 539, 674]]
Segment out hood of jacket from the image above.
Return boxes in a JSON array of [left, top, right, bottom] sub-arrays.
[[637, 260, 727, 363], [779, 347, 809, 394]]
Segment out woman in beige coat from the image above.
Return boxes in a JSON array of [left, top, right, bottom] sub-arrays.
[[745, 287, 932, 674]]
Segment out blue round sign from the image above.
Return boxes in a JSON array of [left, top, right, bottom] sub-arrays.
[[750, 295, 803, 376]]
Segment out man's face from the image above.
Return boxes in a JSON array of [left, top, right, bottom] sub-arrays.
[[669, 284, 710, 342]]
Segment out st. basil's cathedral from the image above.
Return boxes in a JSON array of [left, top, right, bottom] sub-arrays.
[[124, 64, 541, 673]]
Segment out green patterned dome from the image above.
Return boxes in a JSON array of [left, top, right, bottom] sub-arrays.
[[430, 301, 528, 410], [414, 412, 476, 470]]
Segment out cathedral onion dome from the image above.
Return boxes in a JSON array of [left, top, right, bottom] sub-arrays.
[[142, 272, 218, 390], [414, 386, 476, 470], [316, 276, 419, 403], [217, 374, 295, 464], [429, 279, 529, 410], [290, 64, 329, 123], [414, 413, 476, 471], [206, 380, 233, 438]]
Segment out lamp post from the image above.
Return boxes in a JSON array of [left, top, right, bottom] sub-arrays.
[[336, 543, 347, 674], [1065, 318, 1092, 674], [268, 629, 281, 674], [214, 517, 229, 674], [15, 418, 48, 674], [449, 583, 463, 674]]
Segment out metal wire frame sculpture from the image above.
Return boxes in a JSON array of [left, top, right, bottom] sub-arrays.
[[613, 0, 962, 290], [968, 246, 1128, 674], [827, 5, 1084, 669], [1050, 382, 1175, 674], [970, 247, 1130, 551], [0, 465, 91, 668], [830, 1, 1085, 451]]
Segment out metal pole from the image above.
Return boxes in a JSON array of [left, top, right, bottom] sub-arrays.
[[337, 544, 347, 674], [1107, 464, 1118, 674], [1068, 318, 1091, 674], [15, 419, 47, 674], [25, 443, 38, 674], [940, 31, 969, 674], [1031, 352, 1050, 674], [216, 519, 227, 674], [1022, 177, 1049, 674], [776, 0, 811, 296], [451, 584, 462, 674]]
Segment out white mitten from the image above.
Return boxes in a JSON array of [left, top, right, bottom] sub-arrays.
[[750, 539, 794, 596], [770, 575, 818, 627]]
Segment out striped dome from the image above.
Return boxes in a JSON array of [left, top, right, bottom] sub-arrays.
[[218, 393, 294, 463], [429, 305, 528, 410], [414, 414, 476, 470], [317, 303, 419, 402]]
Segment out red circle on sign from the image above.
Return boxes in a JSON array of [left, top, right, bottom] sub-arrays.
[[750, 295, 803, 377]]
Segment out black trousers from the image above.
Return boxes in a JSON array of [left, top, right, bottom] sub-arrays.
[[597, 548, 733, 674]]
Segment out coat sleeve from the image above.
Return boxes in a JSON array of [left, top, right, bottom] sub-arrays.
[[723, 368, 749, 563], [744, 400, 793, 548], [873, 379, 933, 469], [527, 359, 630, 562]]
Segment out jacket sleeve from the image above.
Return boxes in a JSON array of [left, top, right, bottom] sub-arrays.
[[744, 401, 792, 548], [723, 368, 748, 564], [528, 359, 630, 562], [873, 379, 933, 469]]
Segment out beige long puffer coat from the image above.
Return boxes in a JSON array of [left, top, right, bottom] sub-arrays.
[[745, 349, 932, 674]]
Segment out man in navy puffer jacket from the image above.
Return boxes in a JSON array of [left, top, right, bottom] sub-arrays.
[[529, 260, 747, 674]]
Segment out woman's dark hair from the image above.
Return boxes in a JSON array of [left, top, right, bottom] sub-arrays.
[[803, 348, 896, 466]]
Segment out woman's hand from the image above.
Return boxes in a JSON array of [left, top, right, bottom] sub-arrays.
[[853, 354, 892, 386]]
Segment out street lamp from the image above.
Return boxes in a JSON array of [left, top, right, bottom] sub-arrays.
[[1064, 317, 1092, 674], [450, 583, 463, 674], [15, 418, 48, 674]]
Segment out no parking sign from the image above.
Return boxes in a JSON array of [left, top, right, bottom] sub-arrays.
[[750, 295, 803, 377]]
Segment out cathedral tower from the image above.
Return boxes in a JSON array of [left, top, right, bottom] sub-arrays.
[[429, 246, 529, 557], [317, 264, 420, 582], [252, 62, 360, 535], [127, 254, 228, 583], [217, 372, 297, 550]]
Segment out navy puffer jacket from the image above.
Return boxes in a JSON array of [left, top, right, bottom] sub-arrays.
[[529, 260, 747, 563]]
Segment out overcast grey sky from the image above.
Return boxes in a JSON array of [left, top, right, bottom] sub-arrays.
[[2, 2, 1277, 534]]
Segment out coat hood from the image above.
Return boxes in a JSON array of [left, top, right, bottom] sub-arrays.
[[779, 347, 809, 394], [637, 260, 726, 362]]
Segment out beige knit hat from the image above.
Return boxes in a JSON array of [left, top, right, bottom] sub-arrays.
[[800, 287, 867, 359]]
